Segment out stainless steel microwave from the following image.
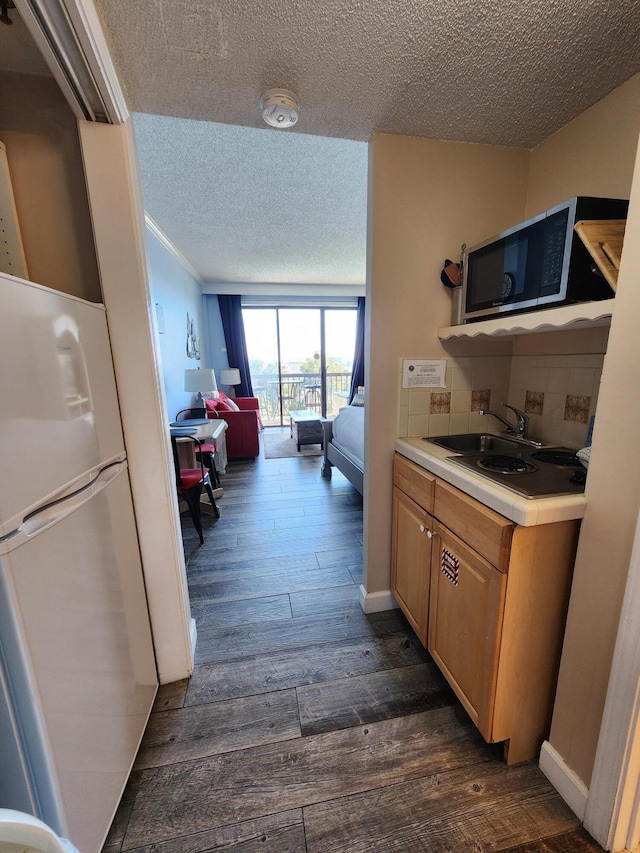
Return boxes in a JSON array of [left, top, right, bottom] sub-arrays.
[[461, 196, 628, 323]]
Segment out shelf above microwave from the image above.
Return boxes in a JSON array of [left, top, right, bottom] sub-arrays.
[[438, 298, 615, 340]]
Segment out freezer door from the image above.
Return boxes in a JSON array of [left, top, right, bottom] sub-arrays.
[[0, 464, 157, 853], [0, 274, 125, 537]]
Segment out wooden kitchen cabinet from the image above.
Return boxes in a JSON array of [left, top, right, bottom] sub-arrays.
[[391, 488, 433, 645], [429, 522, 506, 740], [391, 452, 580, 764], [391, 455, 436, 646]]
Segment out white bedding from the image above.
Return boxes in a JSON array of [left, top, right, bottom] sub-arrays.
[[331, 405, 364, 469]]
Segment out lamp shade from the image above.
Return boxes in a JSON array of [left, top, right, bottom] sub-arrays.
[[184, 368, 218, 395], [220, 368, 241, 386]]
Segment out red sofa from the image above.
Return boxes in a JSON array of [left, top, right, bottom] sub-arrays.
[[205, 391, 261, 459]]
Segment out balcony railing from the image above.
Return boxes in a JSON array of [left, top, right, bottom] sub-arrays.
[[251, 373, 352, 426]]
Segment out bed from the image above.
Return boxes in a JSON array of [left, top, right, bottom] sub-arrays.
[[321, 404, 364, 495]]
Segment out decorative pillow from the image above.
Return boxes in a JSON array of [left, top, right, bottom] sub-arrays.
[[215, 399, 234, 412], [351, 387, 365, 406], [225, 397, 240, 411]]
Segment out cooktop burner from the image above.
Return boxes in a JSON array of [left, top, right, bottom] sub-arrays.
[[529, 449, 580, 467], [477, 454, 537, 474], [448, 446, 586, 499]]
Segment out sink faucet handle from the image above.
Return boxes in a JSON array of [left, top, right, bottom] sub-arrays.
[[477, 407, 517, 434], [501, 403, 528, 438]]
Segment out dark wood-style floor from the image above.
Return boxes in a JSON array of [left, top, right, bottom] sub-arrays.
[[103, 435, 603, 853]]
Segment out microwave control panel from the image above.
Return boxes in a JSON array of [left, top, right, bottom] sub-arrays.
[[541, 208, 570, 293]]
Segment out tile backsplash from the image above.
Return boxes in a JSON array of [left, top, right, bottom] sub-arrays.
[[398, 351, 603, 449], [399, 356, 510, 438], [564, 395, 592, 424], [430, 392, 451, 414], [471, 389, 491, 411], [508, 353, 603, 448]]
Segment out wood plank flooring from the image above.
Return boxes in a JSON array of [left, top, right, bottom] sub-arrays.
[[103, 436, 603, 853]]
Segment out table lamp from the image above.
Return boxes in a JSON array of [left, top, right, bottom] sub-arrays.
[[220, 368, 241, 396], [184, 368, 218, 414]]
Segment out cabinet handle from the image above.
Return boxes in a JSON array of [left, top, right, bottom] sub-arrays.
[[419, 524, 425, 533], [426, 530, 434, 539]]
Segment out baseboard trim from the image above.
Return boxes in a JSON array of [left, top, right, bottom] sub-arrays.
[[539, 740, 589, 821], [358, 586, 400, 614], [189, 617, 198, 658]]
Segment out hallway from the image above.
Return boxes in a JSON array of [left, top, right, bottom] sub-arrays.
[[103, 445, 602, 852]]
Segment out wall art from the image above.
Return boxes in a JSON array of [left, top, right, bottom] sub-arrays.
[[186, 312, 201, 360]]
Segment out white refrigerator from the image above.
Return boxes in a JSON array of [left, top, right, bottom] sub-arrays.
[[0, 273, 158, 853]]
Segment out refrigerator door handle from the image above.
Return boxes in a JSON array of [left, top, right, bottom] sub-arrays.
[[0, 453, 126, 541], [1, 463, 126, 553]]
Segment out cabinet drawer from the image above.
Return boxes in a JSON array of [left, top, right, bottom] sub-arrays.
[[393, 453, 435, 513], [434, 480, 513, 571]]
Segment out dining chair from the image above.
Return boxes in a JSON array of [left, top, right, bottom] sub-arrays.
[[170, 434, 219, 544], [174, 408, 220, 487]]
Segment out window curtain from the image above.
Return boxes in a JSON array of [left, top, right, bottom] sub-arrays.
[[348, 296, 365, 404], [218, 295, 254, 397]]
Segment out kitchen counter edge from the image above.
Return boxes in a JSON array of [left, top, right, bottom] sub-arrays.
[[394, 437, 586, 527]]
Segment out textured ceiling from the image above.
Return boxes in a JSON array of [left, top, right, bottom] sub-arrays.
[[91, 0, 640, 285], [95, 0, 640, 148], [5, 1, 640, 286], [134, 114, 368, 284]]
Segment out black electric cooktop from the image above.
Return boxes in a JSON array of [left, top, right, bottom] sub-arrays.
[[448, 447, 587, 499]]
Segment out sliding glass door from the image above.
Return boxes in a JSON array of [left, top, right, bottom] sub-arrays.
[[242, 306, 357, 426], [325, 309, 358, 417]]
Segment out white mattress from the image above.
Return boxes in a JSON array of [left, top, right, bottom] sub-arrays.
[[332, 405, 364, 469]]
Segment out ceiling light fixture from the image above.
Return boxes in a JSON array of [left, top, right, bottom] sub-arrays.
[[260, 89, 299, 129]]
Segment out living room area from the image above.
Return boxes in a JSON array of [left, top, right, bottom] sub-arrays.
[[149, 223, 366, 542], [150, 227, 362, 441]]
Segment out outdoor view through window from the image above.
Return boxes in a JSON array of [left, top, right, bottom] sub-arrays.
[[242, 307, 357, 426]]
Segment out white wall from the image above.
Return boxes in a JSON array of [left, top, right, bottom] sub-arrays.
[[525, 74, 640, 218], [366, 134, 529, 600], [146, 227, 213, 419]]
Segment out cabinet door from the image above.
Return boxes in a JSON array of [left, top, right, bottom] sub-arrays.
[[391, 487, 433, 646], [428, 523, 506, 739]]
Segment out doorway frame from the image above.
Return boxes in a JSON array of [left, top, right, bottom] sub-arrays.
[[584, 507, 640, 852]]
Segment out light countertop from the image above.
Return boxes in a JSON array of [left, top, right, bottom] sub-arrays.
[[394, 437, 586, 527]]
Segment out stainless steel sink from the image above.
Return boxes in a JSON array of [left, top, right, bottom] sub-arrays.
[[424, 433, 528, 453], [420, 434, 584, 498]]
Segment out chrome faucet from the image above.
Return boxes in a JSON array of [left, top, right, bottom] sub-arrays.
[[479, 403, 529, 440]]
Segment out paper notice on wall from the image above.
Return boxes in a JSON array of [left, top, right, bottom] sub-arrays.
[[402, 359, 446, 388]]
